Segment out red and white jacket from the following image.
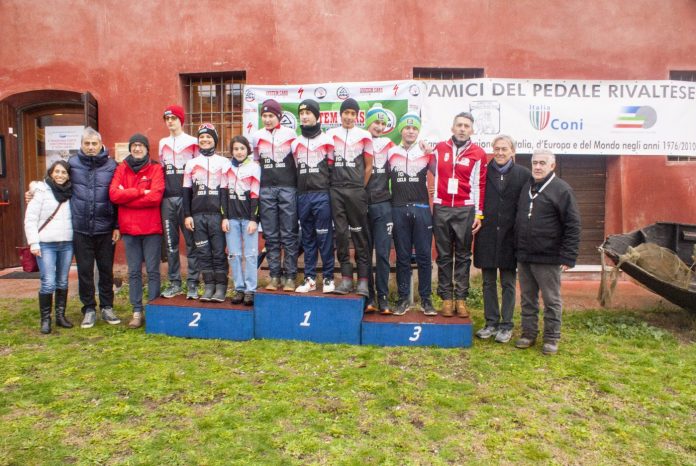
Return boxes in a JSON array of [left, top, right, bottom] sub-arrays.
[[251, 125, 296, 188], [109, 161, 165, 236], [432, 138, 487, 215], [158, 133, 198, 198]]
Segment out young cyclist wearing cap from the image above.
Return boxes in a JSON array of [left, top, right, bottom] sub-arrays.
[[388, 113, 437, 316], [292, 99, 336, 293], [250, 99, 299, 292], [326, 98, 373, 297], [363, 103, 395, 314], [183, 123, 229, 303], [158, 105, 201, 300], [222, 136, 260, 306]]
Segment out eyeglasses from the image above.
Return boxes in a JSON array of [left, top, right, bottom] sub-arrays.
[[131, 143, 146, 149], [164, 115, 178, 121]]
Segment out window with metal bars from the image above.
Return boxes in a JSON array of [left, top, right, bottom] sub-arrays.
[[413, 67, 484, 80], [183, 72, 246, 157], [668, 70, 696, 162]]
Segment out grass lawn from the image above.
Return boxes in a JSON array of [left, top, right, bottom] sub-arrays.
[[1, 288, 695, 465]]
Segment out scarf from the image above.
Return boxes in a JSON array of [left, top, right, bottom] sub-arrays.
[[44, 176, 72, 203], [301, 122, 323, 139], [200, 147, 215, 156], [232, 156, 247, 167], [492, 158, 514, 174], [125, 154, 150, 173]]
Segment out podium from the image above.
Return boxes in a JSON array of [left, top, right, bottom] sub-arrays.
[[146, 296, 254, 340], [361, 310, 473, 348], [146, 292, 473, 348], [253, 290, 364, 344]]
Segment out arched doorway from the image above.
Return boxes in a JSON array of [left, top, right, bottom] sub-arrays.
[[0, 90, 98, 269]]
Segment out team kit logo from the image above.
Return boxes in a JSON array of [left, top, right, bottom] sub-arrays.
[[614, 106, 657, 129]]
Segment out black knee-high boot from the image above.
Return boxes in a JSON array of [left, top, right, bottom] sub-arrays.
[[39, 293, 52, 334], [55, 288, 73, 328]]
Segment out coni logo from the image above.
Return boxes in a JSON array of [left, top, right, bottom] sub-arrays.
[[529, 105, 584, 131], [529, 104, 551, 130]]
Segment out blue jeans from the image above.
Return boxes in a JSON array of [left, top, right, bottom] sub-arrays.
[[37, 241, 73, 294], [225, 219, 258, 292], [392, 204, 432, 301], [297, 191, 334, 280], [123, 234, 162, 312]]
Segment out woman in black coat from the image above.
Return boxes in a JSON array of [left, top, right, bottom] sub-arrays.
[[473, 136, 531, 343]]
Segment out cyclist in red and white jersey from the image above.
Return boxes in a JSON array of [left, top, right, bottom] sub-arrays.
[[158, 105, 200, 300], [326, 98, 373, 297]]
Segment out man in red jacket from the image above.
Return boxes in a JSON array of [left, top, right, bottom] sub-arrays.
[[109, 134, 165, 328], [432, 112, 487, 318]]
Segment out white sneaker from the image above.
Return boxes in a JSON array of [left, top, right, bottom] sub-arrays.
[[322, 278, 335, 293], [295, 277, 316, 293]]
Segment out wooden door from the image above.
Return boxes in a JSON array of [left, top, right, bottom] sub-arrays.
[[0, 102, 22, 269], [22, 106, 83, 189]]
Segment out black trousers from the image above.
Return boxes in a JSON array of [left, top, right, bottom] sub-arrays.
[[330, 186, 370, 279], [73, 232, 115, 313], [162, 196, 199, 287], [433, 204, 475, 300], [191, 212, 227, 275]]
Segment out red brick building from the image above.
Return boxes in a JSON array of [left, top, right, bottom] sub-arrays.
[[1, 0, 695, 268]]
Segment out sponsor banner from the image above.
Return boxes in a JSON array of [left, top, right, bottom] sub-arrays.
[[420, 79, 696, 156], [243, 81, 425, 143]]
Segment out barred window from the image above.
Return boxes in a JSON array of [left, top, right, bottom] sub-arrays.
[[413, 67, 484, 80], [183, 72, 246, 157], [668, 70, 696, 162]]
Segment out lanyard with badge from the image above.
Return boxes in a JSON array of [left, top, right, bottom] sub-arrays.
[[527, 173, 555, 219], [448, 140, 471, 194]]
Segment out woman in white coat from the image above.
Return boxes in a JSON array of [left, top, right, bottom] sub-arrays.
[[24, 160, 74, 333]]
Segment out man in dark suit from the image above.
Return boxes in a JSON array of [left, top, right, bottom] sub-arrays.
[[473, 135, 531, 344]]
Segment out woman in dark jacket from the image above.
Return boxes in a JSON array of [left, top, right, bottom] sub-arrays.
[[473, 135, 531, 343]]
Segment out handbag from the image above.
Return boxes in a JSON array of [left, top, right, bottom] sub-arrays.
[[18, 202, 65, 273], [18, 245, 39, 273]]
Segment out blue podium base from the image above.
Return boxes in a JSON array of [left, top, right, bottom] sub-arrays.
[[361, 310, 473, 348], [254, 290, 364, 344], [146, 296, 254, 340]]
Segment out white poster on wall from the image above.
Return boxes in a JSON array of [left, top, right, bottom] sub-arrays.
[[420, 79, 696, 155], [45, 125, 84, 168]]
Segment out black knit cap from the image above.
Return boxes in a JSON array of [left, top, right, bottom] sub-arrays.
[[340, 98, 360, 115], [298, 99, 321, 120], [197, 123, 219, 147], [128, 133, 150, 152]]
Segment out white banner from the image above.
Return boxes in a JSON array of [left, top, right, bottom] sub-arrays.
[[420, 79, 696, 155], [45, 125, 84, 168], [242, 81, 425, 144]]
